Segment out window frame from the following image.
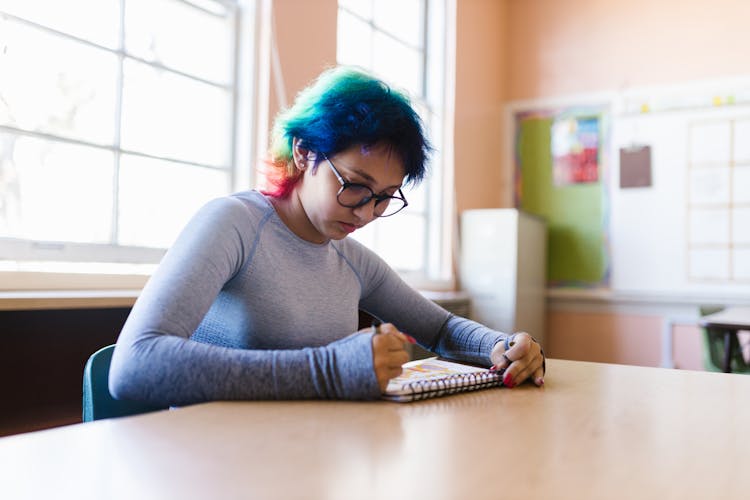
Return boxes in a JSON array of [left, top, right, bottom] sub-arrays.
[[0, 0, 264, 291], [335, 0, 455, 288]]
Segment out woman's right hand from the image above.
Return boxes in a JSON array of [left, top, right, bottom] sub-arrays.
[[370, 323, 411, 392]]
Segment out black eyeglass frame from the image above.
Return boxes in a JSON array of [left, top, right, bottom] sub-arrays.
[[321, 153, 408, 217]]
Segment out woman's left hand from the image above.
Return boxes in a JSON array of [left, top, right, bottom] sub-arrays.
[[490, 332, 545, 388]]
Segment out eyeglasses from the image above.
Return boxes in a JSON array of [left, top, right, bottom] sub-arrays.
[[322, 154, 408, 217]]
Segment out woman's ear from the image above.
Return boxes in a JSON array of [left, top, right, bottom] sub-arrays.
[[292, 138, 313, 170]]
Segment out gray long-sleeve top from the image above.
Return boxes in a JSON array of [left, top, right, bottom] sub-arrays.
[[109, 190, 508, 406]]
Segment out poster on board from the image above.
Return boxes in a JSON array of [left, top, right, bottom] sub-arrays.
[[551, 115, 600, 186]]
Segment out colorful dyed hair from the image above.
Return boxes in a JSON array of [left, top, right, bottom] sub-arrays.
[[266, 66, 431, 198]]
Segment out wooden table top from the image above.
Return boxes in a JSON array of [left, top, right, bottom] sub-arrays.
[[2, 359, 750, 499]]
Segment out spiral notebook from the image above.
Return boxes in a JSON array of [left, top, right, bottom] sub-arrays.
[[383, 357, 504, 402]]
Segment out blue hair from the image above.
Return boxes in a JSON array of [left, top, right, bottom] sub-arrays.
[[268, 66, 431, 196]]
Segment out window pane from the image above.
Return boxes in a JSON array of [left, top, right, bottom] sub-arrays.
[[403, 182, 426, 213], [336, 10, 372, 68], [337, 0, 442, 280], [125, 0, 234, 84], [120, 60, 231, 166], [375, 213, 424, 271], [118, 155, 229, 248], [425, 0, 446, 105], [373, 0, 423, 47], [0, 132, 114, 242], [0, 19, 118, 145], [0, 0, 120, 48], [372, 31, 422, 97], [351, 215, 425, 272], [339, 0, 372, 19]]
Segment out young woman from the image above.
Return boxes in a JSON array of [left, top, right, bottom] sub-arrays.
[[109, 66, 545, 406]]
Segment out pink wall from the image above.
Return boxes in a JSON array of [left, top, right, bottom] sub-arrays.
[[673, 324, 704, 371], [454, 0, 509, 213], [548, 312, 663, 366], [267, 0, 338, 143], [506, 0, 750, 100], [547, 312, 704, 369]]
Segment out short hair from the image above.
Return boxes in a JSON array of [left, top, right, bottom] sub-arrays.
[[266, 66, 431, 197]]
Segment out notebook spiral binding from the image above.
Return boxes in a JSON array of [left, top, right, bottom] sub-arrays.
[[405, 371, 504, 402]]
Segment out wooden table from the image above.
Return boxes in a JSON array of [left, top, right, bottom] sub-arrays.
[[2, 359, 750, 499], [700, 306, 750, 372]]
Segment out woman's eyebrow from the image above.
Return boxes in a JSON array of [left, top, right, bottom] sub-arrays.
[[349, 168, 402, 190]]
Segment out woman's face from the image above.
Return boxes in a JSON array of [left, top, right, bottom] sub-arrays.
[[295, 143, 406, 243]]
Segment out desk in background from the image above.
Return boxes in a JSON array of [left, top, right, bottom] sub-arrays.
[[700, 306, 750, 372], [2, 359, 750, 499]]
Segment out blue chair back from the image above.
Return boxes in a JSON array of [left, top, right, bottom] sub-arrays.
[[82, 344, 165, 422]]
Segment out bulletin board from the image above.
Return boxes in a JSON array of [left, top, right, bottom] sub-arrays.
[[514, 105, 610, 287], [509, 77, 750, 300]]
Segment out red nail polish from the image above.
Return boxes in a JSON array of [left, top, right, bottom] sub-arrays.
[[404, 334, 417, 344], [503, 373, 514, 387]]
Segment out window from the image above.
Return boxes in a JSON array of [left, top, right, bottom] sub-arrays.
[[336, 0, 454, 286], [0, 0, 256, 274]]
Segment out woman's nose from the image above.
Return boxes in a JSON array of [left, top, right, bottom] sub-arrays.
[[352, 199, 378, 221]]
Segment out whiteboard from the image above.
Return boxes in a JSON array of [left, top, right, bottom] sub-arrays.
[[508, 77, 750, 300], [610, 85, 750, 298]]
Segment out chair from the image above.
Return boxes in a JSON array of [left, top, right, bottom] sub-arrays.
[[700, 306, 750, 374], [83, 344, 166, 422]]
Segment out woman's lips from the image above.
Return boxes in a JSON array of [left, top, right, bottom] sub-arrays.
[[340, 222, 358, 233]]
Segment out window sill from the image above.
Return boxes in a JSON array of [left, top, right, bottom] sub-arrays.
[[0, 263, 150, 310], [0, 263, 456, 311], [0, 289, 140, 311]]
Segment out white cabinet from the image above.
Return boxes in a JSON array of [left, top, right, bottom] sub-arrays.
[[459, 209, 547, 345]]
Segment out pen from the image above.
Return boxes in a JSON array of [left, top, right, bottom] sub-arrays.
[[371, 318, 416, 344], [371, 318, 382, 335]]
